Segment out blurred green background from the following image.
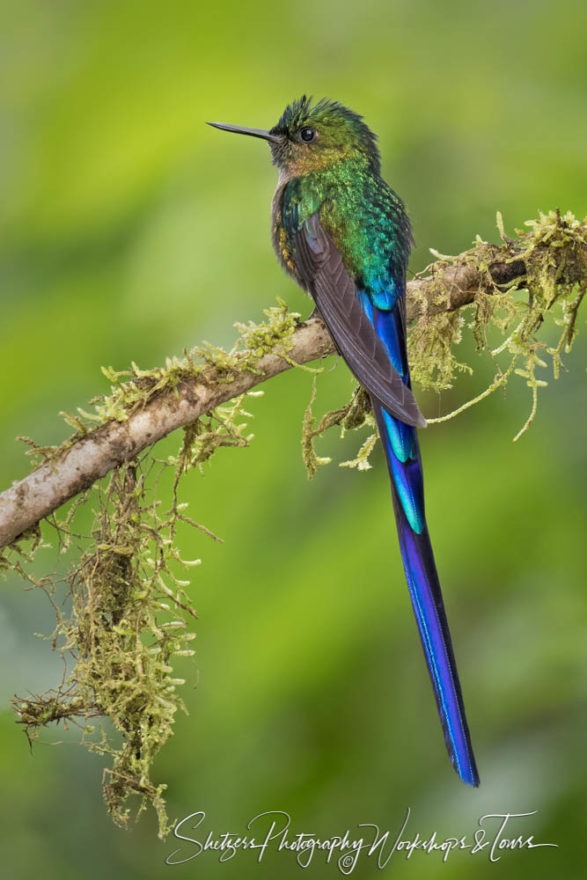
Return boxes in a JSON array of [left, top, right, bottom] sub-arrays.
[[1, 0, 586, 877]]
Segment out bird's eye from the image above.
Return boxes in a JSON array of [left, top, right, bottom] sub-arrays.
[[299, 126, 316, 143]]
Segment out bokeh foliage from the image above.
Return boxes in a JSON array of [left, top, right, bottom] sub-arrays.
[[1, 1, 586, 878]]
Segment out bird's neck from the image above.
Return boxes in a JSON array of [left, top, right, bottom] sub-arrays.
[[276, 151, 373, 190]]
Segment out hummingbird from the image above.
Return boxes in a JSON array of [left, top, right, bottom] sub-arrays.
[[208, 96, 479, 787]]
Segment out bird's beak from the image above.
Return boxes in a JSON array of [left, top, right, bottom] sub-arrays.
[[207, 121, 280, 143]]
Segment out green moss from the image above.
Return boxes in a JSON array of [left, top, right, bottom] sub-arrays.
[[302, 381, 376, 478], [12, 462, 199, 836]]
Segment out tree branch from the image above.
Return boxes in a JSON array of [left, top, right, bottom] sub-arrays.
[[405, 256, 527, 320], [0, 319, 333, 550], [1, 211, 585, 551]]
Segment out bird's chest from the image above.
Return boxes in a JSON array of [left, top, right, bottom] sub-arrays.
[[271, 183, 300, 283], [271, 174, 401, 307], [272, 177, 351, 287], [271, 177, 325, 288]]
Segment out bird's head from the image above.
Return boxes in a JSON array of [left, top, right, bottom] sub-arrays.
[[209, 96, 381, 178]]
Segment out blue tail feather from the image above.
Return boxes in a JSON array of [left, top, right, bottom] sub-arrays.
[[369, 303, 479, 787]]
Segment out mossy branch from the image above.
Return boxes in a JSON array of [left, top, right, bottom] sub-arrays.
[[0, 312, 333, 550], [2, 210, 584, 551], [0, 210, 585, 835]]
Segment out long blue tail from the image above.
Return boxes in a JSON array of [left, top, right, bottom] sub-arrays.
[[369, 301, 479, 787]]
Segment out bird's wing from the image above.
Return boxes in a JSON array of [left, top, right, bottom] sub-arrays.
[[294, 214, 425, 428]]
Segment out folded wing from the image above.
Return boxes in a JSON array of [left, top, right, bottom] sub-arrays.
[[293, 214, 426, 428]]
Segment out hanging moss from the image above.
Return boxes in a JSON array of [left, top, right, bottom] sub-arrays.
[[416, 210, 586, 438], [303, 210, 586, 471], [6, 303, 301, 837]]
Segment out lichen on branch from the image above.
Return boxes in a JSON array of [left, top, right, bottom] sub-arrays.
[[303, 210, 586, 471], [12, 461, 201, 835]]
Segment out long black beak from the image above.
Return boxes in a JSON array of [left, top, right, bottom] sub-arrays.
[[207, 121, 280, 143]]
